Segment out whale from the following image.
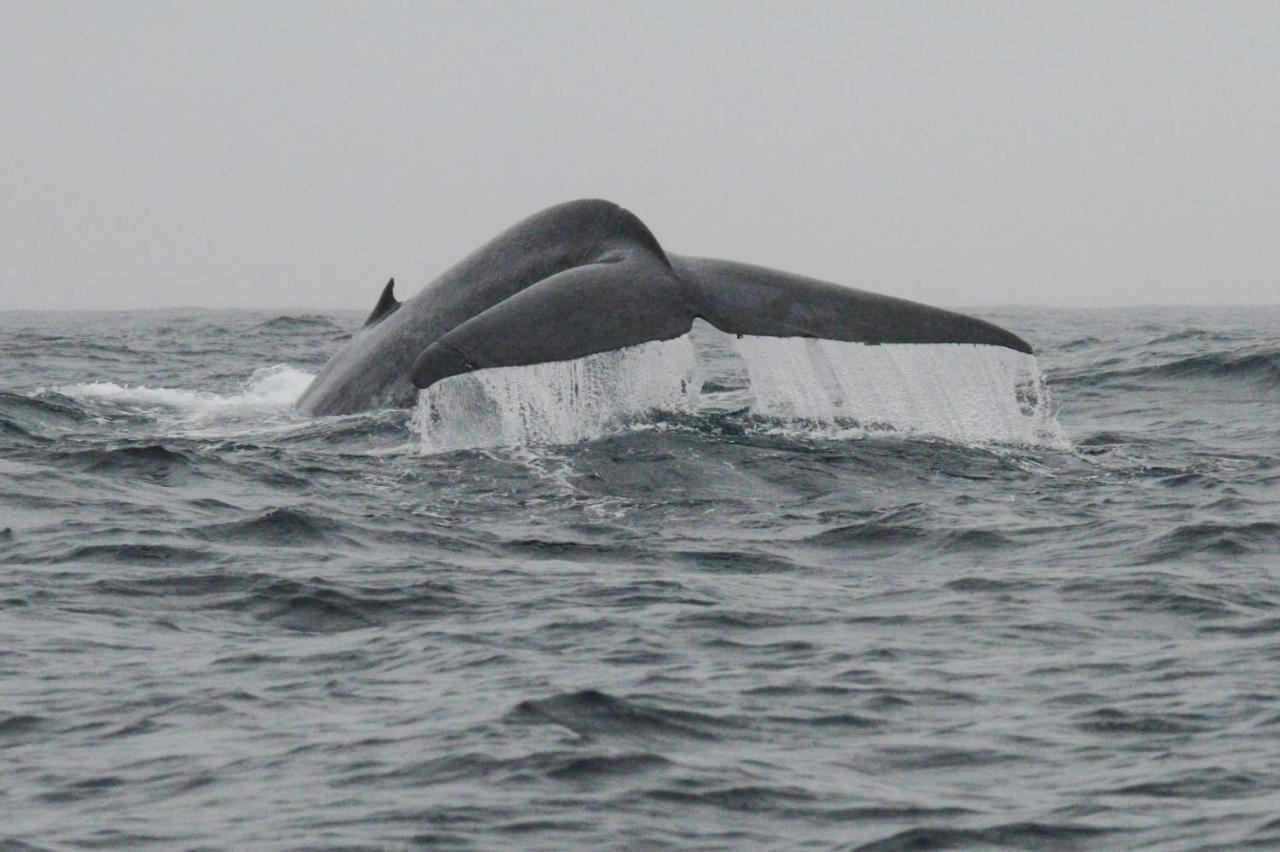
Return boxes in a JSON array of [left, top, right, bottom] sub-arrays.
[[295, 199, 1032, 416]]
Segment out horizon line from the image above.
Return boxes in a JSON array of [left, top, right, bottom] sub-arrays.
[[4, 301, 1280, 314]]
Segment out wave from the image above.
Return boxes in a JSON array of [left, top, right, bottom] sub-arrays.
[[1057, 335, 1103, 351], [192, 507, 360, 548], [1058, 573, 1257, 619], [645, 784, 816, 813], [1142, 350, 1280, 385], [1073, 706, 1213, 735], [230, 578, 439, 633], [0, 415, 47, 446], [47, 364, 315, 424], [0, 713, 48, 741], [853, 822, 1120, 851], [1101, 766, 1265, 800], [511, 689, 731, 742], [1136, 521, 1280, 563], [93, 571, 461, 634], [254, 314, 345, 331], [1058, 348, 1280, 389], [0, 390, 87, 423], [0, 391, 89, 447], [51, 444, 199, 484], [43, 543, 216, 565], [1144, 328, 1234, 346], [546, 753, 672, 781]]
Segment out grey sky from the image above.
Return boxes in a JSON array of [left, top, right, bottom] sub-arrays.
[[2, 1, 1276, 311]]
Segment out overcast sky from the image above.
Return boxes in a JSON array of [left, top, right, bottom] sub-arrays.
[[1, 1, 1276, 311]]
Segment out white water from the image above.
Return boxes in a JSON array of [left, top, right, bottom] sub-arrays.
[[49, 364, 315, 425], [411, 336, 701, 454], [411, 322, 1065, 453], [736, 336, 1063, 446]]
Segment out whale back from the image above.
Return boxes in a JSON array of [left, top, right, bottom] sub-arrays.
[[362, 278, 401, 329], [296, 200, 670, 415]]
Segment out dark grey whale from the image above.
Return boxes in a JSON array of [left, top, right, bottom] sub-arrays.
[[296, 199, 1032, 416]]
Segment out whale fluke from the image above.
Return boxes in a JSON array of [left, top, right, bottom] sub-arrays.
[[363, 278, 401, 328], [408, 251, 1030, 389], [676, 256, 1033, 353], [297, 199, 1034, 416]]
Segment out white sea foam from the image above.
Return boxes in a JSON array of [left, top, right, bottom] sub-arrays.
[[411, 321, 1066, 453], [50, 364, 315, 424]]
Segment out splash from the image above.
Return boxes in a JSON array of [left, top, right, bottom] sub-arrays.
[[735, 336, 1064, 446], [411, 322, 1065, 453], [411, 336, 699, 454], [49, 364, 315, 425]]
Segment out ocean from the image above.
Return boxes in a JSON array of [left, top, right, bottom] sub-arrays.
[[1, 305, 1277, 850]]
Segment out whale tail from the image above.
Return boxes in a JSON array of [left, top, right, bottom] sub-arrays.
[[676, 257, 1032, 352], [299, 199, 1034, 415], [410, 250, 1031, 390]]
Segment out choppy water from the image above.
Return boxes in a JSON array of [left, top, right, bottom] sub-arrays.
[[2, 306, 1277, 850]]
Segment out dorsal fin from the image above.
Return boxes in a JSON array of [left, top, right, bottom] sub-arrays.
[[363, 278, 401, 328]]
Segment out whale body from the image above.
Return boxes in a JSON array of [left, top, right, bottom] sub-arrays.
[[296, 199, 1032, 416]]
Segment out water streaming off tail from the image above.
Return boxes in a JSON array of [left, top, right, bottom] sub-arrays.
[[736, 336, 1063, 446], [410, 335, 700, 454], [411, 321, 1063, 453]]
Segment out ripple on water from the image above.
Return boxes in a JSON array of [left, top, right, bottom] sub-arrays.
[[52, 444, 201, 485], [192, 507, 363, 548], [1136, 520, 1280, 563], [510, 689, 730, 742], [852, 822, 1123, 851], [1072, 707, 1215, 736]]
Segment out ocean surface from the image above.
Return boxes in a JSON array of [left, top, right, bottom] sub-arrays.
[[2, 305, 1277, 850]]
